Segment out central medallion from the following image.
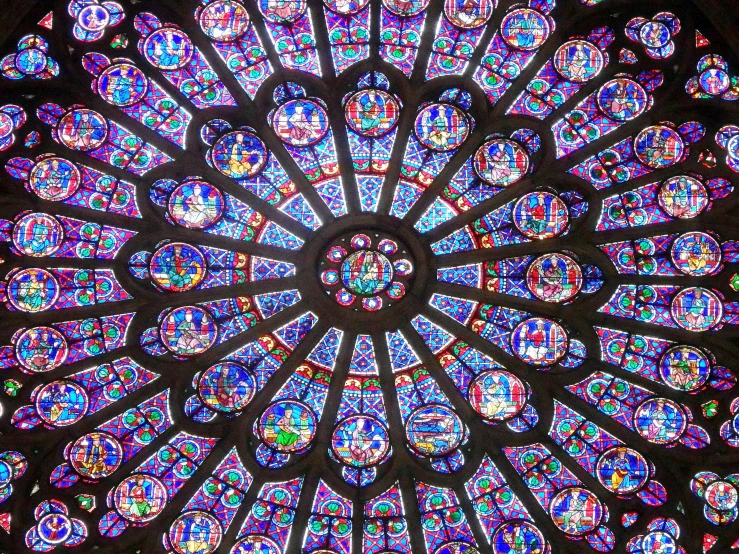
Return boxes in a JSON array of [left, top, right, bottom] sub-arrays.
[[320, 231, 414, 311]]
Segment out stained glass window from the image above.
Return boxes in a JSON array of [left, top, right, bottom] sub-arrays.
[[1, 0, 739, 552]]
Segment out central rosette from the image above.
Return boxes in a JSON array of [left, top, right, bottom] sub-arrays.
[[319, 231, 414, 311]]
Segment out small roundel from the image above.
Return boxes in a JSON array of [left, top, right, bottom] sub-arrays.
[[500, 8, 551, 51], [258, 0, 307, 23], [29, 157, 82, 201], [414, 103, 469, 151], [98, 63, 148, 107], [513, 192, 569, 239], [233, 536, 282, 554], [492, 521, 546, 554], [434, 543, 480, 554], [526, 253, 583, 303], [705, 481, 739, 511], [37, 513, 73, 544], [0, 113, 13, 139], [659, 346, 711, 392], [331, 415, 390, 467], [150, 242, 207, 292], [345, 89, 400, 137], [211, 131, 268, 179], [511, 318, 568, 366], [169, 511, 223, 554], [58, 109, 108, 151], [35, 380, 89, 427], [160, 306, 218, 356], [273, 99, 329, 146], [15, 326, 68, 373], [670, 232, 722, 277], [143, 28, 194, 70], [641, 532, 677, 554], [341, 250, 394, 295], [7, 268, 59, 312], [671, 287, 723, 332], [444, 0, 494, 29], [199, 1, 250, 41], [658, 176, 709, 218], [633, 398, 687, 444], [553, 40, 604, 83], [114, 474, 168, 522], [700, 68, 731, 96], [474, 139, 529, 186], [595, 446, 650, 494], [78, 5, 110, 32], [13, 213, 64, 257], [198, 362, 256, 413], [68, 432, 123, 479], [168, 181, 225, 229], [468, 370, 527, 421], [597, 78, 648, 121], [382, 0, 429, 17], [635, 125, 684, 168], [640, 21, 671, 48], [259, 400, 317, 453], [406, 404, 464, 456], [16, 48, 47, 76], [550, 487, 603, 536], [324, 0, 370, 15]]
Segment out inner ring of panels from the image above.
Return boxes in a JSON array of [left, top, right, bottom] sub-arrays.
[[0, 0, 739, 553]]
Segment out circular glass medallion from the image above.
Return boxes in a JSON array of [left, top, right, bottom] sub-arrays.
[[258, 0, 306, 23], [671, 287, 723, 332], [705, 481, 739, 510], [13, 213, 63, 257], [513, 192, 569, 239], [159, 306, 217, 356], [700, 68, 731, 95], [331, 415, 390, 467], [98, 63, 148, 107], [7, 268, 59, 312], [273, 99, 329, 146], [345, 89, 400, 137], [324, 0, 370, 15], [500, 8, 551, 50], [29, 157, 81, 201], [597, 78, 648, 121], [658, 176, 708, 218], [633, 398, 687, 444], [435, 543, 480, 554], [511, 318, 568, 366], [211, 131, 268, 179], [198, 362, 256, 413], [526, 253, 582, 303], [670, 232, 722, 276], [553, 40, 604, 82], [382, 0, 429, 17], [233, 536, 281, 554], [550, 487, 603, 536], [415, 103, 469, 151], [341, 250, 394, 295], [641, 531, 677, 554], [150, 243, 207, 292], [199, 1, 250, 41], [78, 5, 110, 32], [635, 125, 684, 168], [406, 404, 464, 456], [640, 21, 671, 48], [469, 370, 527, 421], [37, 513, 73, 544], [492, 521, 546, 554], [595, 446, 649, 494], [444, 0, 494, 29], [16, 49, 47, 75], [114, 474, 168, 522], [0, 113, 13, 139], [259, 400, 317, 452], [143, 28, 194, 70], [659, 345, 711, 392], [168, 181, 224, 229], [35, 380, 89, 426], [169, 511, 223, 554], [69, 432, 123, 479], [15, 326, 68, 373], [58, 109, 108, 151], [474, 139, 529, 186]]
